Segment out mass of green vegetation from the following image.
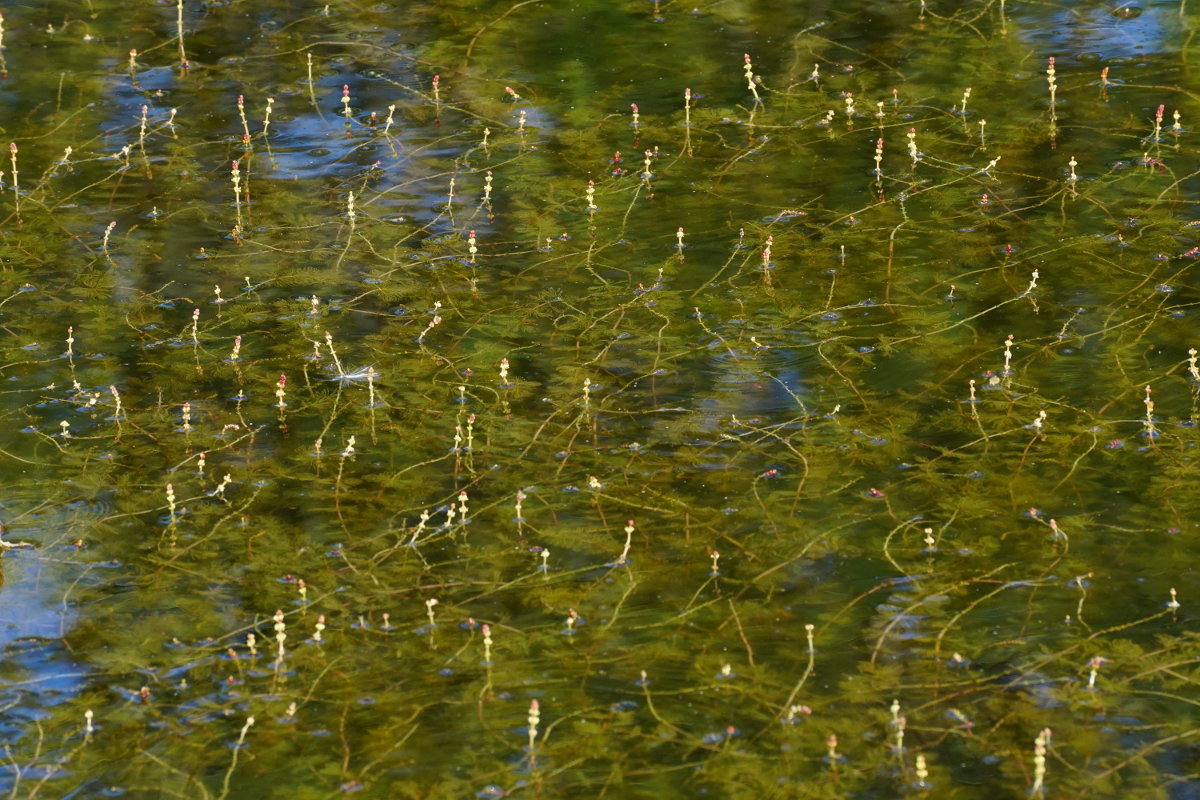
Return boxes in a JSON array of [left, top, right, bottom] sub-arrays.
[[0, 0, 1196, 797]]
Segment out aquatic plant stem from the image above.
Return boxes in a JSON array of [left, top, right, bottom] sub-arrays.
[[176, 0, 187, 68], [305, 51, 325, 121], [216, 716, 255, 800]]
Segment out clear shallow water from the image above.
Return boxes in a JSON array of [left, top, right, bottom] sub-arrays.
[[0, 0, 1197, 797]]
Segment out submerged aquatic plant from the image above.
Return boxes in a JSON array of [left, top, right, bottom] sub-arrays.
[[0, 1, 1195, 798]]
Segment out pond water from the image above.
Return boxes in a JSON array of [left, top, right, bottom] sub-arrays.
[[0, 0, 1197, 797]]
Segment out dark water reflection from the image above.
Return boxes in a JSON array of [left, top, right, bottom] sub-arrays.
[[1015, 0, 1182, 62]]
